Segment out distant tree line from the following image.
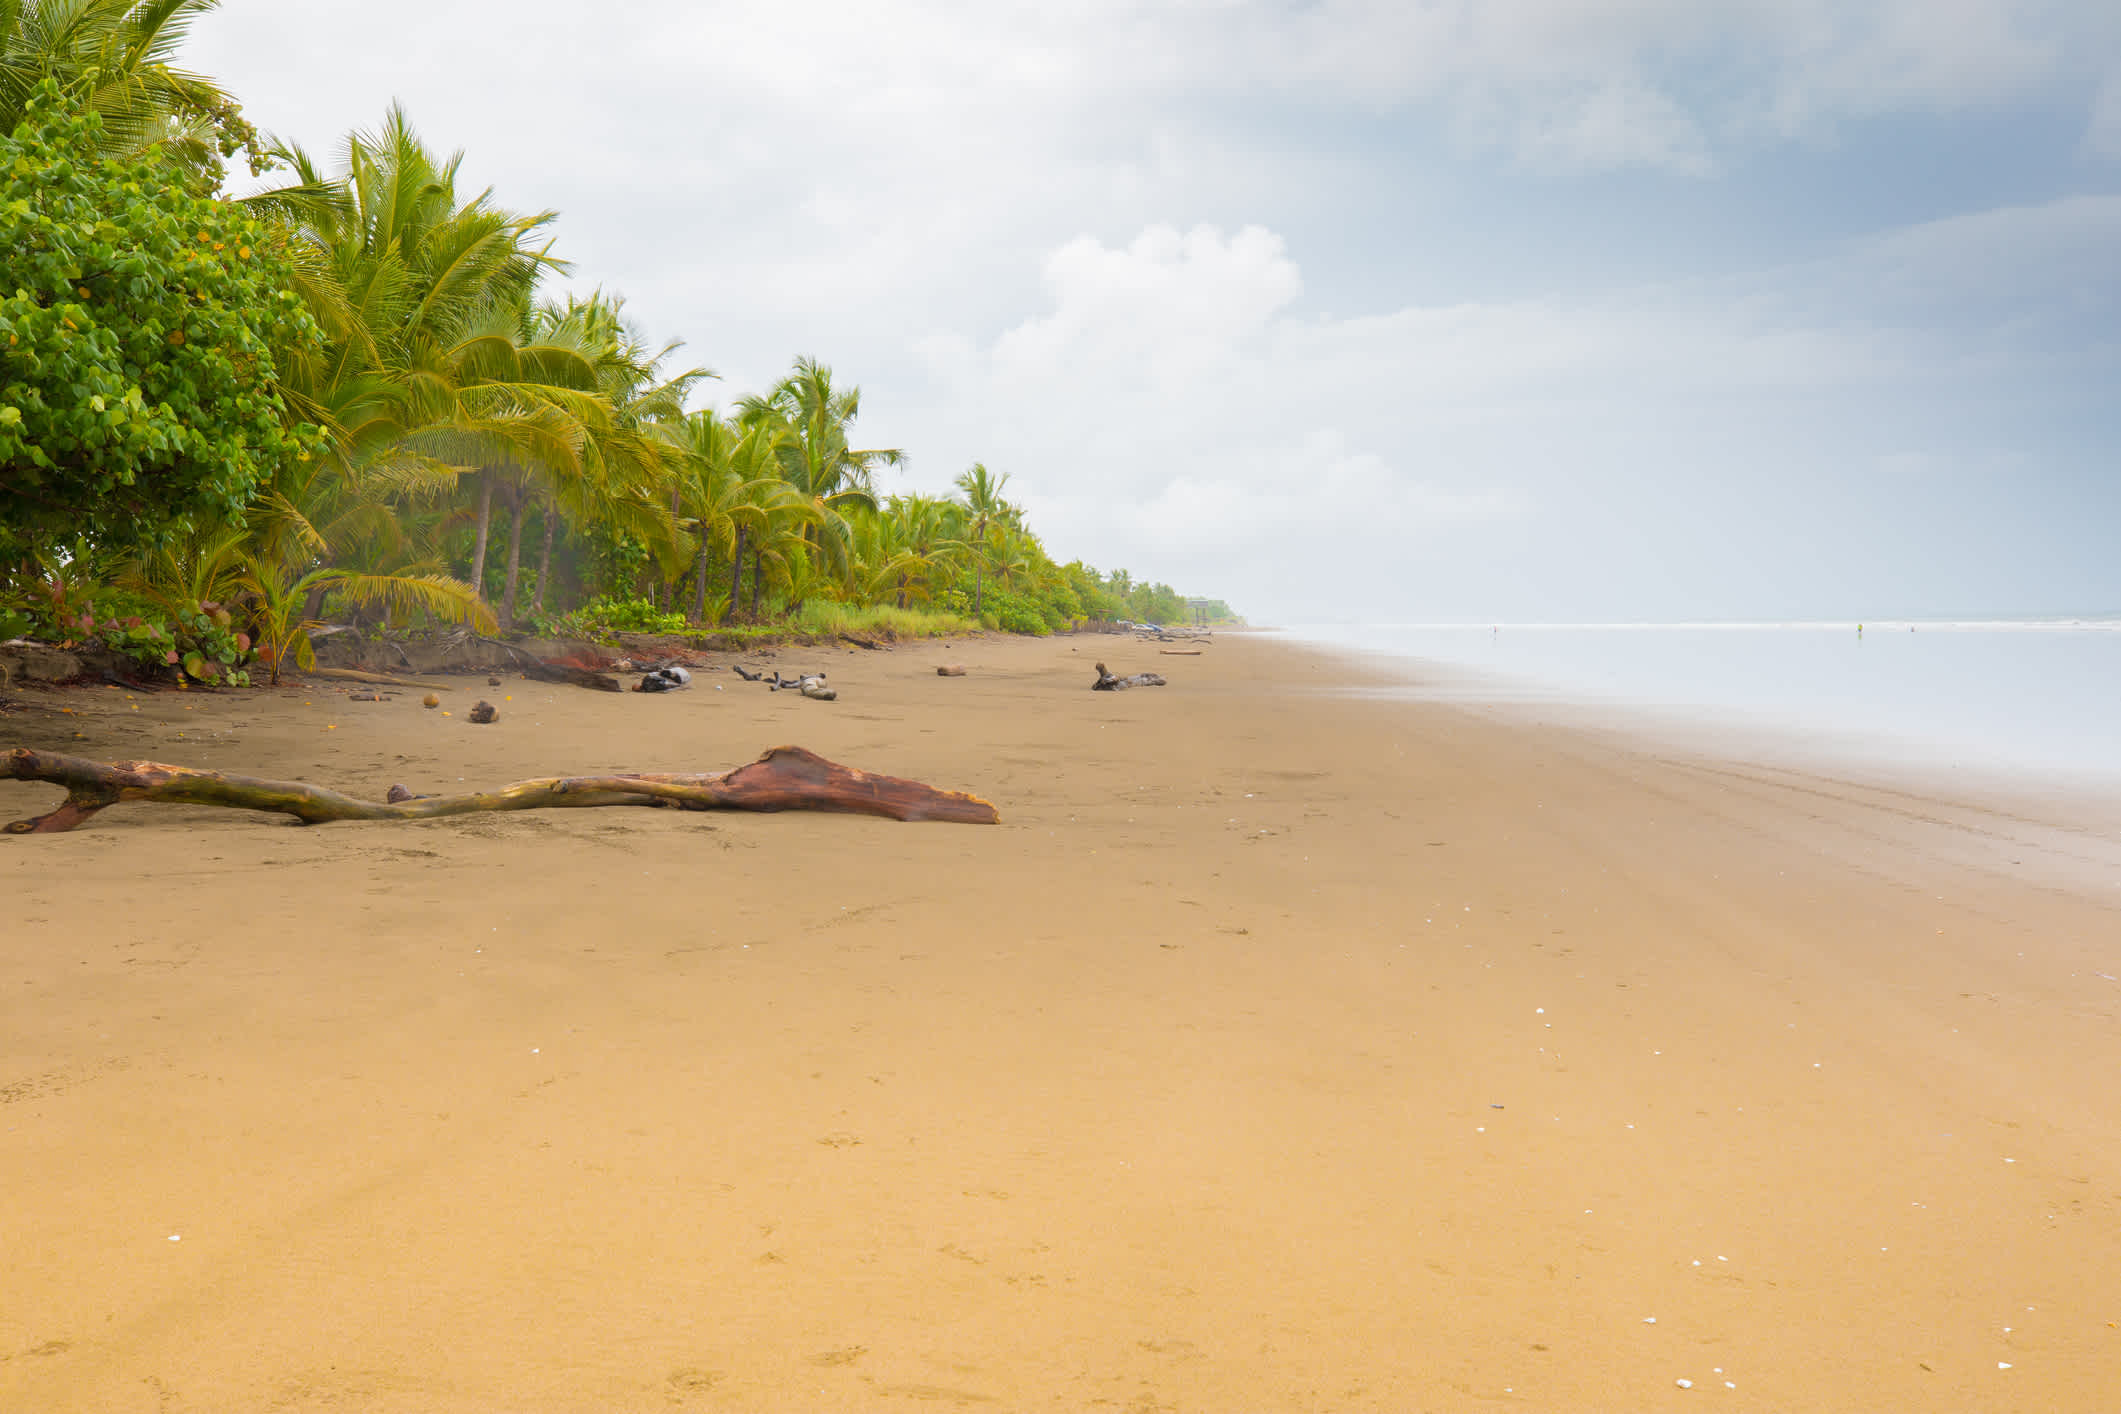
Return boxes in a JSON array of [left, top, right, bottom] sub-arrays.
[[0, 1, 1214, 683]]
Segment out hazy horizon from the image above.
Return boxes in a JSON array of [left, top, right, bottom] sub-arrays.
[[191, 2, 2121, 625]]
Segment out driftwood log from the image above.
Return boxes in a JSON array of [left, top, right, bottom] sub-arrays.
[[3, 746, 998, 834], [1093, 661, 1167, 691], [731, 665, 836, 700]]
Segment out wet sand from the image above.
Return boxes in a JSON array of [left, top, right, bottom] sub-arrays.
[[4, 632, 2120, 1411]]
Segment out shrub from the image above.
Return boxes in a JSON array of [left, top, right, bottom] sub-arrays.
[[577, 596, 691, 635], [984, 589, 1050, 636]]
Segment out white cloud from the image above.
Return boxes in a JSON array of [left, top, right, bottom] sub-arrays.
[[2085, 70, 2121, 157], [987, 225, 1300, 389], [1507, 80, 1715, 174]]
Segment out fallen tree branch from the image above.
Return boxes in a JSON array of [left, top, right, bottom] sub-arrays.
[[4, 746, 998, 834]]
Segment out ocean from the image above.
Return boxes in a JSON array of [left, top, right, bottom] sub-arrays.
[[1273, 619, 2121, 788]]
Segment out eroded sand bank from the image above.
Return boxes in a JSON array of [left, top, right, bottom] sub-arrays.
[[4, 633, 2119, 1411]]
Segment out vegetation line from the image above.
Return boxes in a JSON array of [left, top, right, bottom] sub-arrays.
[[0, 2, 1239, 685]]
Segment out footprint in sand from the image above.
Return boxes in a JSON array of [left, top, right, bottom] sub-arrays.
[[810, 1346, 868, 1366]]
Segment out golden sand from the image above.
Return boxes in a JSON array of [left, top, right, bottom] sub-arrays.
[[4, 632, 2119, 1411]]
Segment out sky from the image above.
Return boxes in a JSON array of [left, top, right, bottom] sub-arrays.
[[188, 0, 2121, 624]]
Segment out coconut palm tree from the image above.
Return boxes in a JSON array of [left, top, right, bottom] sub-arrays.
[[0, 0, 262, 180], [236, 550, 495, 685], [869, 493, 957, 609], [254, 107, 632, 625], [952, 462, 1011, 616], [517, 289, 707, 623], [737, 357, 902, 593]]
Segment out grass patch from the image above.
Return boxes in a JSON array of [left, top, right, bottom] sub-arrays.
[[789, 602, 981, 640]]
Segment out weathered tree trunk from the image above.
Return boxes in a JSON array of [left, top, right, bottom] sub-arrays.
[[299, 566, 334, 625], [725, 524, 746, 624], [5, 746, 999, 834], [469, 470, 494, 600], [501, 483, 527, 627], [533, 500, 557, 614], [691, 540, 710, 624], [749, 548, 763, 617]]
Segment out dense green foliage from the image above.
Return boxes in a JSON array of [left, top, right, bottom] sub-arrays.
[[0, 79, 318, 556], [0, 23, 1229, 681]]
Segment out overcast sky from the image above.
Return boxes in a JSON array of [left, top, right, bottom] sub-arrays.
[[191, 1, 2121, 623]]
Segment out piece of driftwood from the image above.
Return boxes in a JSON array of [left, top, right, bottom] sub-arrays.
[[1093, 661, 1166, 691], [936, 665, 966, 676], [310, 667, 451, 690], [1158, 649, 1202, 656], [3, 745, 999, 834], [840, 632, 881, 650], [732, 665, 835, 699]]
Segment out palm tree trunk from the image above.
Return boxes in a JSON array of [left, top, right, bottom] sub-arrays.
[[691, 541, 710, 623], [533, 501, 556, 614], [725, 525, 746, 624], [750, 548, 762, 616], [300, 564, 334, 625], [501, 485, 527, 627], [974, 563, 984, 616], [469, 470, 494, 600]]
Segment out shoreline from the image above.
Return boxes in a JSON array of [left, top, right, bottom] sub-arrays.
[[1264, 622, 2121, 806], [5, 631, 2120, 1411]]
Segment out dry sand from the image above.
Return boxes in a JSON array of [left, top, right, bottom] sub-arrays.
[[3, 632, 2120, 1411]]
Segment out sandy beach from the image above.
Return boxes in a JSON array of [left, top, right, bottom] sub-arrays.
[[4, 631, 2119, 1412]]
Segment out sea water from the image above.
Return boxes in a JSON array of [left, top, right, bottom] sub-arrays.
[[1275, 619, 2121, 787]]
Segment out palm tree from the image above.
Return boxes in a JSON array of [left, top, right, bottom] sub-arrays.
[[256, 107, 623, 625], [952, 462, 1011, 616], [868, 493, 956, 609], [524, 290, 708, 624], [737, 357, 902, 595], [237, 551, 495, 685], [0, 0, 262, 180]]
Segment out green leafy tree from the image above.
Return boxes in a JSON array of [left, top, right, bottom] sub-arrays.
[[0, 0, 266, 182], [0, 79, 321, 561]]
